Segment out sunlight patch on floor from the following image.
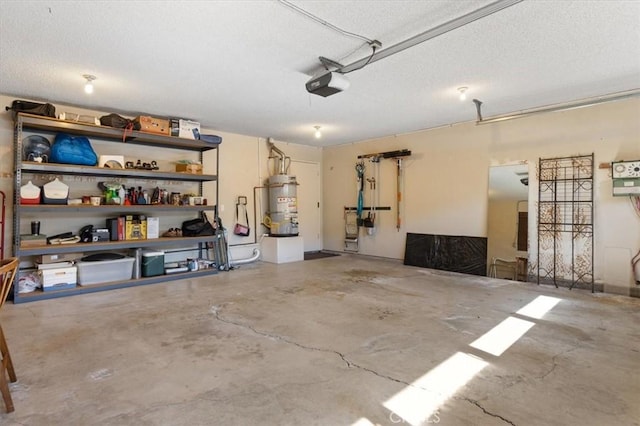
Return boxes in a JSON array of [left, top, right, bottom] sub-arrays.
[[383, 352, 488, 425], [469, 316, 535, 357], [517, 295, 562, 319]]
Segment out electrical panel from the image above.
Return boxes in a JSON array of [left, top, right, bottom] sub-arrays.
[[612, 160, 640, 196], [612, 160, 640, 178]]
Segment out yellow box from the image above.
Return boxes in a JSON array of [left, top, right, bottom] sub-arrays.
[[175, 163, 203, 174], [125, 215, 147, 240]]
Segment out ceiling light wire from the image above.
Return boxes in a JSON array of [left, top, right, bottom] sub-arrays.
[[339, 0, 523, 74], [342, 45, 378, 75], [278, 0, 374, 44]]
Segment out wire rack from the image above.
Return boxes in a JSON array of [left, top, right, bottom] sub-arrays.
[[537, 154, 594, 291]]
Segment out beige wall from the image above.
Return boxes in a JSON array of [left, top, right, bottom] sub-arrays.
[[323, 124, 491, 258], [2, 94, 638, 294], [323, 97, 640, 294]]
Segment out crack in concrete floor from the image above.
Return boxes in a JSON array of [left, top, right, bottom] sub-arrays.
[[210, 304, 410, 387], [539, 346, 579, 380], [211, 304, 519, 425], [457, 396, 516, 425]]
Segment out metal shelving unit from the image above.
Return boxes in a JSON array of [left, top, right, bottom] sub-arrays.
[[20, 161, 217, 182], [19, 204, 212, 214], [17, 235, 218, 256], [537, 154, 594, 291], [14, 268, 218, 304], [12, 113, 221, 303]]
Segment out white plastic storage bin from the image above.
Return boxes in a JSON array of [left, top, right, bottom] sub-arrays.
[[76, 257, 135, 286]]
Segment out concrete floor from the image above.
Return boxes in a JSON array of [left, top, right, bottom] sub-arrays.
[[0, 254, 638, 426]]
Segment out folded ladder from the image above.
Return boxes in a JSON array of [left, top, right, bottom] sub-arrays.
[[344, 211, 359, 252]]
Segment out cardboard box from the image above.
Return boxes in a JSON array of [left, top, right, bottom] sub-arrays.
[[179, 119, 200, 139], [36, 252, 83, 264], [170, 118, 180, 137], [20, 234, 48, 247], [124, 215, 147, 240], [134, 116, 170, 135], [170, 119, 200, 139], [175, 163, 202, 174], [146, 217, 159, 239], [188, 196, 204, 206], [38, 266, 77, 291]]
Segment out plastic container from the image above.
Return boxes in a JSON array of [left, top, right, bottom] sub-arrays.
[[142, 251, 165, 277], [76, 257, 135, 286]]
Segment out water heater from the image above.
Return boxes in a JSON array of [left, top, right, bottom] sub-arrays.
[[268, 174, 299, 236], [266, 140, 299, 236]]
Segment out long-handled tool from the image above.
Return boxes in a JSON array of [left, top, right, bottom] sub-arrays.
[[355, 160, 365, 225], [356, 149, 411, 232], [396, 158, 402, 231], [364, 176, 376, 233]]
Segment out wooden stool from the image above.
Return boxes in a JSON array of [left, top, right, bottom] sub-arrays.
[[0, 257, 19, 413]]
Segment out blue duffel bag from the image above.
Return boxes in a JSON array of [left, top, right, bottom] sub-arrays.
[[50, 133, 98, 166]]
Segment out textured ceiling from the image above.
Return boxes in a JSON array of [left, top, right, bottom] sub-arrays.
[[1, 1, 639, 147]]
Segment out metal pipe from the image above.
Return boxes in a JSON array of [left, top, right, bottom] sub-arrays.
[[253, 185, 269, 244], [475, 89, 640, 125], [340, 0, 522, 74], [267, 138, 288, 174], [268, 139, 286, 158], [230, 248, 261, 266]]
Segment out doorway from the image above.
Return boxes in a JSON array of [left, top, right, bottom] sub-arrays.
[[290, 160, 322, 252], [487, 163, 529, 280]]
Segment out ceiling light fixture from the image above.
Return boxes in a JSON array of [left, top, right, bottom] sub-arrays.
[[83, 74, 96, 94], [314, 126, 322, 139], [458, 86, 468, 101]]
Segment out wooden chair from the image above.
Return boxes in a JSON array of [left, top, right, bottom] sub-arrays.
[[0, 257, 19, 413]]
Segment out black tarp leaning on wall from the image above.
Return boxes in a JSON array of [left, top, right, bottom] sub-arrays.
[[404, 233, 487, 276]]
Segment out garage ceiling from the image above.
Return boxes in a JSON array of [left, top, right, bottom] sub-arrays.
[[1, 1, 639, 147]]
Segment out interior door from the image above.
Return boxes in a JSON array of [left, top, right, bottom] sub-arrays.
[[290, 160, 321, 252]]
